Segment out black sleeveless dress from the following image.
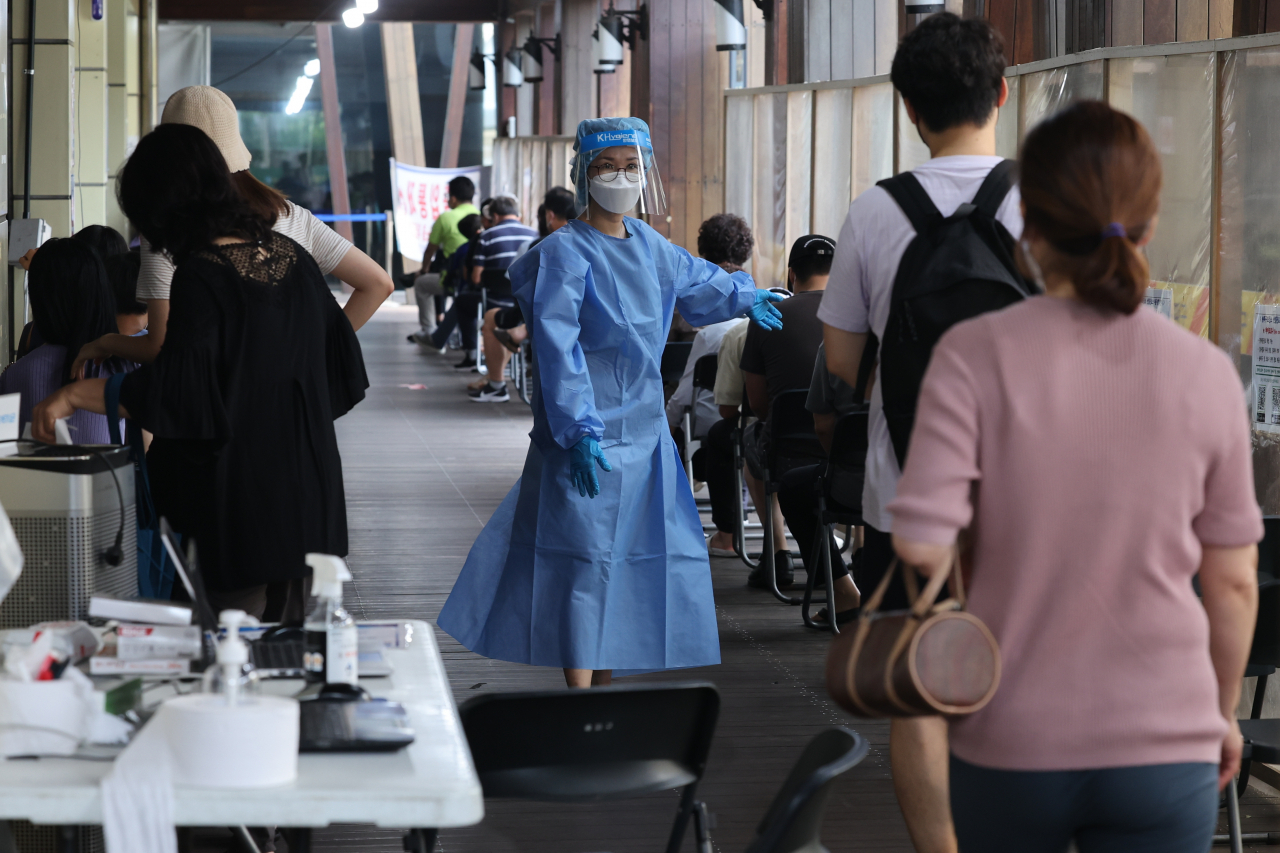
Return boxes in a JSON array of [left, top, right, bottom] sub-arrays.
[[119, 234, 368, 591]]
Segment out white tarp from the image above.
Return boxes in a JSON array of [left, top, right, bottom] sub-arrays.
[[390, 159, 484, 268]]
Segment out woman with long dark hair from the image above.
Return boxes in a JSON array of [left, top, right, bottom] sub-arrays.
[[0, 239, 127, 441], [33, 123, 368, 618]]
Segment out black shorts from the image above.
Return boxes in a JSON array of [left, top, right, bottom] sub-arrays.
[[494, 304, 524, 330]]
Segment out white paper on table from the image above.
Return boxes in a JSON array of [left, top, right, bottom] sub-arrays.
[[19, 418, 72, 444], [0, 394, 17, 441], [1251, 308, 1280, 434]]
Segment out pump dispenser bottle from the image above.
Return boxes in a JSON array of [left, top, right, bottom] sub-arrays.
[[202, 609, 261, 703], [304, 553, 358, 685]]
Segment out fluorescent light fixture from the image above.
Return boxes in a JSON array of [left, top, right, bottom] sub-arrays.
[[356, 0, 378, 13], [342, 7, 364, 27], [284, 75, 314, 114], [712, 0, 746, 50], [303, 58, 321, 77]]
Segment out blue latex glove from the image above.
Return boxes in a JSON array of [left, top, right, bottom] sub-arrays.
[[570, 436, 613, 498], [748, 289, 785, 331]]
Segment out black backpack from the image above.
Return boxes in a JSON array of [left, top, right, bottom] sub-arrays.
[[877, 159, 1037, 468]]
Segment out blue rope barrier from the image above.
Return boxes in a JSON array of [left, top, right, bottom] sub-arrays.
[[311, 212, 389, 222]]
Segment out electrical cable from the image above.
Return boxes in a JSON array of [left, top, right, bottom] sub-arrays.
[[211, 2, 343, 90], [85, 447, 127, 568]]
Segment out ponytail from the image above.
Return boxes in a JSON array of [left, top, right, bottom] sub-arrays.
[[1019, 101, 1162, 316]]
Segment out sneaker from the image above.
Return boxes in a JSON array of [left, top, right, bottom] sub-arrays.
[[410, 331, 445, 353], [469, 383, 510, 403], [748, 551, 795, 590], [454, 357, 477, 371]]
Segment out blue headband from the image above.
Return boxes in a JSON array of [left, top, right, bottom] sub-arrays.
[[1101, 222, 1127, 239], [577, 130, 653, 153]]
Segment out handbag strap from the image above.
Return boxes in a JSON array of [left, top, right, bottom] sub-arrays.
[[862, 547, 965, 618]]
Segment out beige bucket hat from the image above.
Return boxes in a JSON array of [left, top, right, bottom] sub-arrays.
[[160, 85, 253, 173]]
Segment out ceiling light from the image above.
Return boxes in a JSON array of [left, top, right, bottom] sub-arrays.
[[356, 0, 378, 14], [342, 8, 364, 27], [285, 76, 314, 115], [303, 58, 321, 77]]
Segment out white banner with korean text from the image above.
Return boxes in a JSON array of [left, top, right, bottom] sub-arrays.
[[390, 159, 484, 270]]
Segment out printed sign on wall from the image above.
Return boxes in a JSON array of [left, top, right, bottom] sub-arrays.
[[389, 159, 484, 267]]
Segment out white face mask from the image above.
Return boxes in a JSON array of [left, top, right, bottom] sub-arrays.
[[589, 174, 643, 215]]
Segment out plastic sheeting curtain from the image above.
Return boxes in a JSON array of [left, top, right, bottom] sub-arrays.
[[1020, 60, 1104, 135]]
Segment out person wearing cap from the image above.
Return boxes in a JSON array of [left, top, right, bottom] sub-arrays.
[[738, 235, 851, 599], [437, 117, 785, 688], [72, 85, 392, 378]]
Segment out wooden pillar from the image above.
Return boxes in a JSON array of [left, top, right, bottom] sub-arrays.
[[765, 0, 788, 85], [560, 0, 598, 133], [315, 25, 353, 242], [535, 2, 558, 135], [441, 23, 475, 168], [76, 0, 108, 228], [139, 0, 157, 131], [381, 22, 426, 270]]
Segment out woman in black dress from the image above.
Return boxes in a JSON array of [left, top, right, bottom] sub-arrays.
[[32, 123, 367, 618]]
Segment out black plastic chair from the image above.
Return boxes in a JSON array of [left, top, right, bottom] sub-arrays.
[[460, 682, 720, 853], [662, 341, 695, 385], [757, 390, 828, 605], [800, 409, 868, 633], [732, 391, 763, 570], [744, 728, 869, 853]]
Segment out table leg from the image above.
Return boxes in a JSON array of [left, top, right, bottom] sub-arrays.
[[54, 825, 78, 853], [403, 828, 438, 852]]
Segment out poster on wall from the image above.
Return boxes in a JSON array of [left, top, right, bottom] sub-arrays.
[[390, 159, 484, 267], [1251, 307, 1280, 434], [1143, 287, 1173, 319]]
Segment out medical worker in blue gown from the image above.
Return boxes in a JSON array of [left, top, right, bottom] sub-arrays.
[[437, 117, 785, 688]]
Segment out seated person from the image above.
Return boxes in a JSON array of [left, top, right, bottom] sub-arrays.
[[106, 250, 148, 336], [410, 176, 480, 342], [739, 235, 837, 590], [15, 224, 130, 359], [669, 213, 756, 457], [417, 213, 483, 353], [700, 313, 789, 570], [426, 195, 537, 373], [473, 187, 578, 400], [0, 239, 129, 442]]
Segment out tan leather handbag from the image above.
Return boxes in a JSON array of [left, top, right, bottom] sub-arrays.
[[826, 552, 1001, 718]]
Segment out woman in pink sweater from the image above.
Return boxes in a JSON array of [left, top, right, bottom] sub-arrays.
[[889, 101, 1262, 852]]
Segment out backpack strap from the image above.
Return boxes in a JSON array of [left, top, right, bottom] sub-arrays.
[[971, 159, 1017, 219], [877, 172, 943, 236]]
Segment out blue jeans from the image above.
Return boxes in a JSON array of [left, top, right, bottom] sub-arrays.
[[950, 754, 1218, 853]]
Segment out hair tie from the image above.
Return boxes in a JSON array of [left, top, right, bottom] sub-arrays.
[[1101, 222, 1127, 239]]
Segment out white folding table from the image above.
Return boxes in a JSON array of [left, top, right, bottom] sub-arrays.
[[0, 619, 484, 851]]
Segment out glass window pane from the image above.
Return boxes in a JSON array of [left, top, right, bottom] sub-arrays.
[[786, 90, 814, 253], [813, 87, 853, 237], [1217, 48, 1280, 511], [853, 82, 893, 196], [995, 75, 1019, 160], [753, 92, 788, 288], [1021, 59, 1104, 134], [1108, 54, 1214, 340], [725, 94, 755, 223]]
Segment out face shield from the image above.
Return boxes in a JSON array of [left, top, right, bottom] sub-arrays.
[[571, 128, 667, 219]]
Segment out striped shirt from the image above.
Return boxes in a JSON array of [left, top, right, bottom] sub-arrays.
[[474, 219, 539, 273]]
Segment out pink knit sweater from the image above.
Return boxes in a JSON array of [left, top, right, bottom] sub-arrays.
[[888, 295, 1263, 771]]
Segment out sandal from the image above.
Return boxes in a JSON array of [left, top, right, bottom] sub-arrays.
[[810, 606, 860, 628], [494, 329, 522, 354]]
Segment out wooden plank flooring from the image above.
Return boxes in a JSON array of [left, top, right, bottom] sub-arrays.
[[323, 297, 908, 852], [319, 295, 1280, 852]]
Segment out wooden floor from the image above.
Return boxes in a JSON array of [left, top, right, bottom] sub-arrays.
[[315, 294, 1280, 853]]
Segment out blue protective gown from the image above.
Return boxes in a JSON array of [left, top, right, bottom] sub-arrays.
[[436, 218, 757, 672]]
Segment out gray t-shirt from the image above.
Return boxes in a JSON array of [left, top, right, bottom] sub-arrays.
[[806, 342, 861, 418]]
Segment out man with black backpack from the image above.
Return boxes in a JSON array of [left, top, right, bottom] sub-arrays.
[[818, 13, 1035, 853]]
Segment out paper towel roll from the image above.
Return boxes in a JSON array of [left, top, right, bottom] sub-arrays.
[[160, 694, 299, 788]]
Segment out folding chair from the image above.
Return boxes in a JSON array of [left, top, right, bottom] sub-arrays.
[[800, 409, 868, 633], [460, 682, 721, 853], [745, 728, 869, 853], [682, 354, 719, 490], [755, 390, 827, 605]]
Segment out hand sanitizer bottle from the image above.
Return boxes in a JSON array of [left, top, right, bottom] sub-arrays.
[[303, 554, 358, 685], [202, 609, 261, 704]]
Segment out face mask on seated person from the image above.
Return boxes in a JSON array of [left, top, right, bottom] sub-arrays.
[[589, 174, 643, 215]]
